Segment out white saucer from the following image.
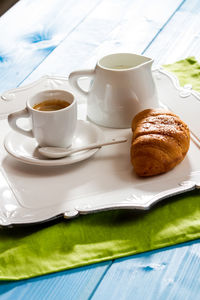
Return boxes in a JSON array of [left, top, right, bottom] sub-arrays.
[[4, 120, 104, 166]]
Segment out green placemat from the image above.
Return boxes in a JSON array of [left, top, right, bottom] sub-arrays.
[[0, 57, 200, 281], [164, 56, 200, 91]]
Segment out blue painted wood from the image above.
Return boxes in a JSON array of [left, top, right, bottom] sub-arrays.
[[92, 240, 200, 300], [0, 0, 101, 94], [144, 0, 200, 64], [0, 261, 112, 300], [19, 0, 184, 85]]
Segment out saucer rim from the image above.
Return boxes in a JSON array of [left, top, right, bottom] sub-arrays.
[[4, 120, 104, 166]]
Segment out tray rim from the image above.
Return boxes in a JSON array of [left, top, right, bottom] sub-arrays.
[[0, 68, 200, 227]]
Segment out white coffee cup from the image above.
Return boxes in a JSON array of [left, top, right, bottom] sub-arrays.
[[8, 89, 77, 148]]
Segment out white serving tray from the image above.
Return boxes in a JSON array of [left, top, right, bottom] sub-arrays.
[[0, 69, 200, 226]]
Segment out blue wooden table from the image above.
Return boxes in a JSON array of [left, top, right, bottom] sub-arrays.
[[0, 0, 200, 299]]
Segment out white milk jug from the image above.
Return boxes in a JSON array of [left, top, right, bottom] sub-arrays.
[[69, 53, 159, 128]]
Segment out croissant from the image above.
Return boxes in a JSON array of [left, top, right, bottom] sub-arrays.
[[131, 108, 190, 176]]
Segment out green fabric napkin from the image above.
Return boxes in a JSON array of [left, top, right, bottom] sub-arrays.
[[164, 56, 200, 91], [0, 57, 200, 281]]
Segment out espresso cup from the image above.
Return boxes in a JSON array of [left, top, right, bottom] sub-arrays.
[[8, 90, 77, 148]]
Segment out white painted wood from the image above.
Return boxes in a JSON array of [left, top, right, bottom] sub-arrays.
[[144, 0, 200, 64], [0, 0, 101, 94], [16, 0, 183, 85]]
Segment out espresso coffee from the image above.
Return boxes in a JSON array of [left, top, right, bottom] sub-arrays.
[[33, 99, 70, 111]]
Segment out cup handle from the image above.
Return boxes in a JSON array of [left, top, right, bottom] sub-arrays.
[[68, 69, 95, 97], [8, 108, 34, 138]]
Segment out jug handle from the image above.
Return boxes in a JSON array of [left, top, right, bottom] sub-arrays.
[[68, 70, 95, 97]]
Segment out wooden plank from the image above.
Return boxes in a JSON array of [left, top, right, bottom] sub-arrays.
[[0, 0, 102, 94], [2, 0, 183, 87], [144, 0, 200, 64], [0, 0, 199, 300], [92, 241, 200, 300], [93, 0, 200, 298], [0, 261, 112, 300]]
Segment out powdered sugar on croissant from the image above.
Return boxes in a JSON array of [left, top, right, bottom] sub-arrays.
[[131, 108, 190, 176]]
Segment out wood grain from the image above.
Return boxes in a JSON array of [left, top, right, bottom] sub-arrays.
[[19, 0, 184, 85], [92, 241, 200, 300], [144, 0, 200, 64], [0, 262, 112, 300], [0, 0, 200, 299], [0, 0, 101, 94]]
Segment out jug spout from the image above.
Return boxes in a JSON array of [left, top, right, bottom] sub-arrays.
[[131, 54, 153, 69], [97, 53, 153, 70]]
